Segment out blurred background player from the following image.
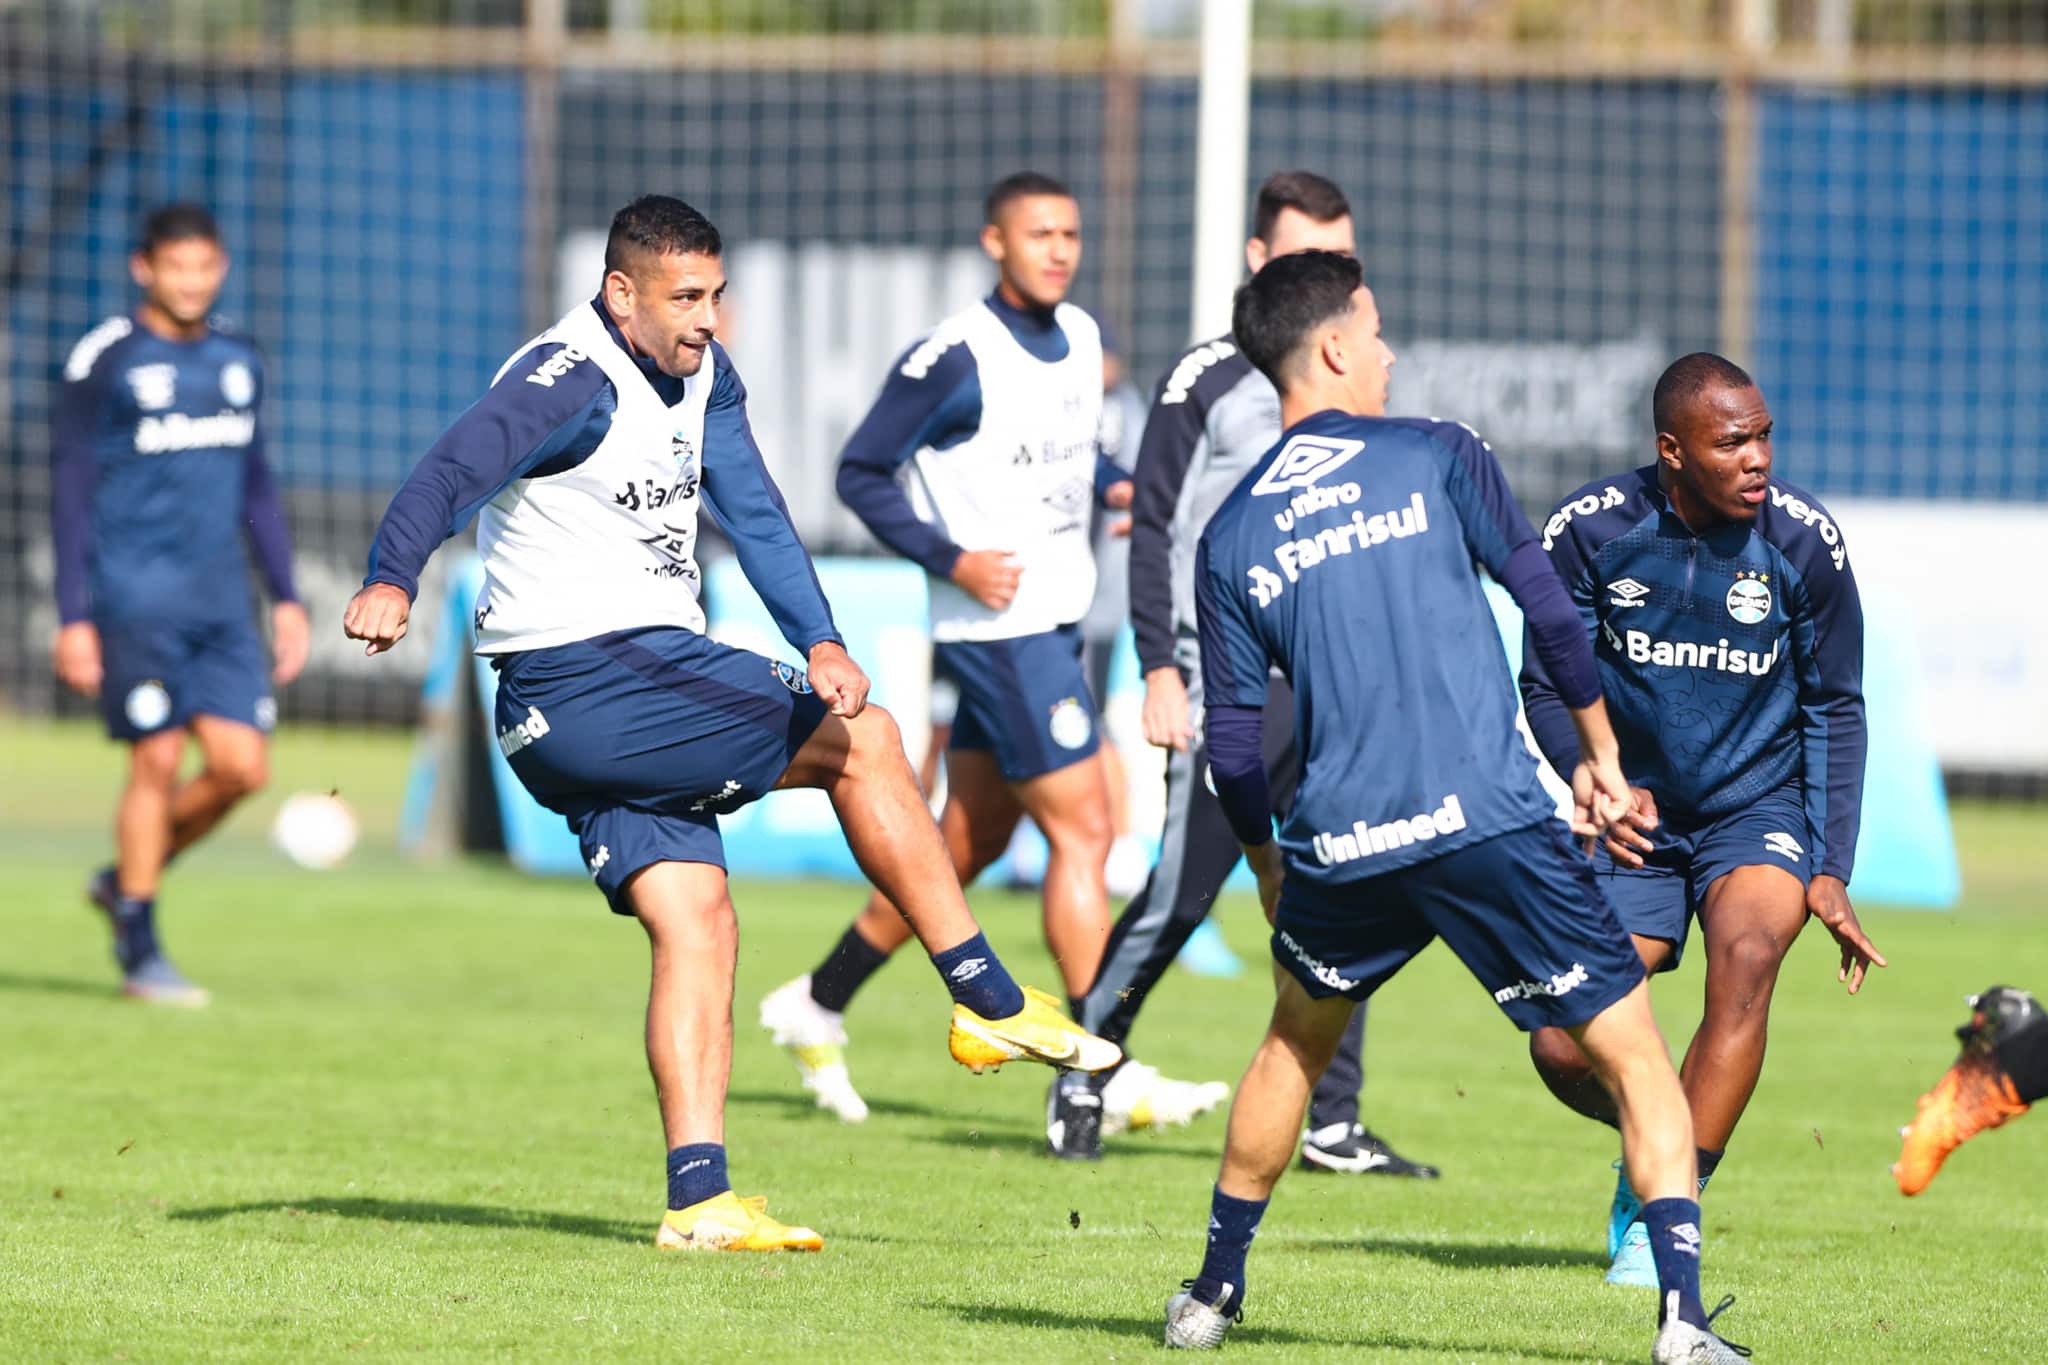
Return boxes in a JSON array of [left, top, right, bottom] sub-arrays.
[[50, 203, 308, 1007], [1164, 251, 1743, 1363], [1076, 172, 1436, 1175], [1895, 985, 2046, 1195], [759, 172, 1189, 1142], [1519, 353, 1886, 1285], [345, 194, 1115, 1252]]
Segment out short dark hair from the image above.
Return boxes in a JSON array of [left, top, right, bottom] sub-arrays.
[[138, 202, 220, 254], [985, 171, 1074, 225], [1653, 352, 1755, 435], [1252, 171, 1350, 243], [1232, 250, 1364, 389], [605, 195, 722, 276]]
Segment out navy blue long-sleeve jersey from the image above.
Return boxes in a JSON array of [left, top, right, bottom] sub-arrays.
[[1197, 410, 1601, 883], [52, 315, 296, 625], [363, 298, 839, 656], [1518, 465, 1866, 882]]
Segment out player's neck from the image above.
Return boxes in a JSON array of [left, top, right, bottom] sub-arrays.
[[989, 281, 1056, 327], [1278, 381, 1369, 432], [1656, 466, 1725, 535], [134, 302, 209, 344]]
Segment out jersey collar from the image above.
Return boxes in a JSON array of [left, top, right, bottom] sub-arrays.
[[589, 295, 693, 404]]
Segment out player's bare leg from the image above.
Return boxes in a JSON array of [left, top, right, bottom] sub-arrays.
[[1528, 932, 1674, 1124], [97, 728, 207, 1004], [1014, 753, 1115, 998], [1217, 970, 1356, 1200], [1680, 864, 1808, 1149], [1569, 981, 1696, 1205], [164, 716, 269, 858]]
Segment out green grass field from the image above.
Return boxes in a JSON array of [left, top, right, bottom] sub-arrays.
[[3, 717, 2045, 1362]]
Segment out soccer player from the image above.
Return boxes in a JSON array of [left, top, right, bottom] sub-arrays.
[[343, 195, 1116, 1253], [1163, 252, 1745, 1364], [1895, 985, 2044, 1195], [1079, 171, 1435, 1173], [1518, 353, 1885, 1285], [51, 203, 307, 1007], [759, 172, 1198, 1144]]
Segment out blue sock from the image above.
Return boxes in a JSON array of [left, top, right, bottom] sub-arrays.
[[1640, 1196, 1707, 1327], [1696, 1146, 1723, 1194], [930, 932, 1025, 1018], [1192, 1187, 1268, 1309], [666, 1143, 730, 1211], [113, 894, 158, 970]]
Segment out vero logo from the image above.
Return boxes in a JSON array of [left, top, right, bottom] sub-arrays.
[[1250, 434, 1363, 496]]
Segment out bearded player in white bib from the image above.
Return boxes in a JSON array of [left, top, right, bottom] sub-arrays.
[[759, 174, 1216, 1151], [344, 196, 1116, 1254]]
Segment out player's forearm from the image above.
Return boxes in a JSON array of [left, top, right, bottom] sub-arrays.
[[1499, 542, 1599, 709], [242, 444, 300, 603], [1127, 523, 1178, 674], [703, 454, 844, 654], [1566, 695, 1623, 767], [1093, 449, 1129, 502], [1519, 673, 1584, 777], [50, 445, 96, 624], [1804, 694, 1867, 882], [833, 459, 963, 578], [1205, 703, 1274, 846]]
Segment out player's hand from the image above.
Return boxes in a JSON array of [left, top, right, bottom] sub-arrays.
[[1101, 478, 1134, 511], [343, 582, 412, 656], [1568, 747, 1632, 847], [1808, 874, 1886, 994], [1244, 837, 1285, 925], [1141, 666, 1194, 751], [53, 621, 103, 698], [950, 550, 1023, 611], [270, 601, 311, 686], [1106, 513, 1133, 538], [806, 641, 870, 719], [1600, 785, 1660, 869]]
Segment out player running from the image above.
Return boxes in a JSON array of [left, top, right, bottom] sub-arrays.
[[1895, 985, 2045, 1195], [1161, 252, 1746, 1363], [51, 203, 308, 1007], [344, 195, 1116, 1253], [1518, 352, 1886, 1285], [1075, 171, 1435, 1173], [758, 172, 1201, 1141]]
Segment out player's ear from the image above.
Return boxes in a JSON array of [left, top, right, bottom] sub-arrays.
[[603, 267, 635, 318], [979, 221, 1006, 265], [1245, 236, 1268, 275], [128, 250, 153, 290], [1655, 429, 1684, 471]]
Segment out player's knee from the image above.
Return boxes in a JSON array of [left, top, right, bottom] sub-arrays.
[[1713, 930, 1789, 1000], [847, 703, 908, 774], [1040, 788, 1113, 859], [127, 736, 183, 788], [212, 751, 269, 798]]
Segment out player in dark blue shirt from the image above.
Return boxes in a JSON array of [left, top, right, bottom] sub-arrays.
[[50, 204, 307, 1008], [1518, 353, 1884, 1286], [1162, 252, 1746, 1364]]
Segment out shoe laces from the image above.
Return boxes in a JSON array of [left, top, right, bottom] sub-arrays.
[[1178, 1279, 1244, 1324], [1703, 1295, 1753, 1358]]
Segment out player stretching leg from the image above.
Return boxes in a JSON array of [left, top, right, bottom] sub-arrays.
[[1518, 353, 1886, 1285], [1895, 985, 2046, 1194], [51, 204, 309, 1006], [1161, 253, 1746, 1362], [1079, 171, 1435, 1173], [345, 196, 1116, 1252], [759, 173, 1196, 1139]]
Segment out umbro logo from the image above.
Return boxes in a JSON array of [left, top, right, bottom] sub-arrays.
[[1763, 831, 1804, 861], [1608, 578, 1651, 608], [947, 957, 989, 983], [1250, 434, 1362, 496], [1669, 1221, 1702, 1257], [589, 845, 610, 877]]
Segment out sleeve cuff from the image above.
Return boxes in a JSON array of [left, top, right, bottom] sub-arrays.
[[363, 571, 419, 601]]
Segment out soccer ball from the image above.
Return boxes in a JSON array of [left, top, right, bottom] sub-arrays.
[[270, 792, 359, 870]]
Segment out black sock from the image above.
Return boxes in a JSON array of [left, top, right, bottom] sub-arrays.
[[112, 894, 158, 970], [1696, 1146, 1723, 1193], [1999, 1021, 2048, 1105], [808, 925, 890, 1013]]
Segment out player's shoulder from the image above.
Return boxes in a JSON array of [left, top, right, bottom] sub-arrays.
[[891, 311, 980, 387], [1052, 301, 1101, 347], [1755, 475, 1851, 577], [1537, 465, 1658, 553], [62, 315, 137, 384], [1154, 333, 1254, 409], [491, 322, 609, 400]]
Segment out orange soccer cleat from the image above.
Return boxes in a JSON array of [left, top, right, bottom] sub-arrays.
[[1893, 987, 2037, 1196]]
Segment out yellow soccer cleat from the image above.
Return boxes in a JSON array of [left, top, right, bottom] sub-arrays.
[[949, 985, 1123, 1075], [656, 1192, 823, 1252]]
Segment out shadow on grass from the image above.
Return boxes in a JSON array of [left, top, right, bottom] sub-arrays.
[[916, 1129, 1222, 1161], [0, 971, 119, 1000], [169, 1198, 645, 1245], [1294, 1234, 1608, 1271], [937, 1301, 1601, 1358], [726, 1088, 950, 1121]]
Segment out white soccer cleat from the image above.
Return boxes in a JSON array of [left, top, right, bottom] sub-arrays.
[[1651, 1295, 1753, 1363], [758, 975, 869, 1123], [1101, 1060, 1230, 1136], [1164, 1281, 1241, 1350]]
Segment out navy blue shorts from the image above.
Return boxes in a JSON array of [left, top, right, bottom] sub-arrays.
[[1595, 786, 1813, 969], [97, 615, 274, 742], [933, 623, 1100, 782], [1272, 821, 1646, 1033], [492, 627, 829, 914]]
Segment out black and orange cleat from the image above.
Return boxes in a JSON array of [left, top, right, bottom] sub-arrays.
[[1894, 986, 2041, 1196]]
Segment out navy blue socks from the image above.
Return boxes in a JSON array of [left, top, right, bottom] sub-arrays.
[[112, 894, 159, 971], [1641, 1196, 1707, 1327], [1695, 1146, 1723, 1192], [1192, 1187, 1268, 1308], [666, 1143, 730, 1211], [810, 925, 890, 1012], [930, 932, 1025, 1018]]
